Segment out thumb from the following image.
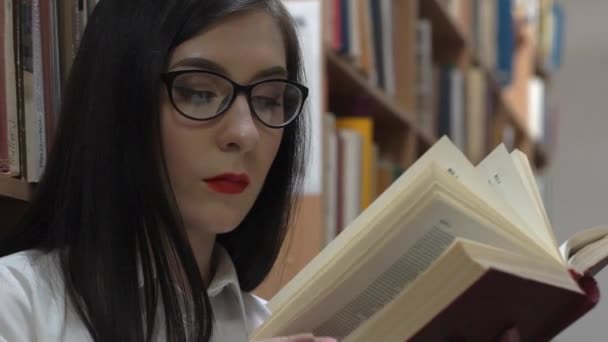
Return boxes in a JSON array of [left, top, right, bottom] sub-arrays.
[[252, 333, 337, 342], [252, 333, 316, 342], [498, 327, 521, 342]]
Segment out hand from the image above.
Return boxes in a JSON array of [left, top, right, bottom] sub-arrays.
[[498, 327, 520, 342], [252, 333, 337, 342]]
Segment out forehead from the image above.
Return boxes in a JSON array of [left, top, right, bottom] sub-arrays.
[[168, 10, 287, 80]]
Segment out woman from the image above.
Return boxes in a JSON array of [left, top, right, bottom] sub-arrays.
[[0, 0, 334, 341]]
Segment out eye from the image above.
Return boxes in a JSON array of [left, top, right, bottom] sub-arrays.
[[252, 96, 282, 109], [173, 86, 218, 105]]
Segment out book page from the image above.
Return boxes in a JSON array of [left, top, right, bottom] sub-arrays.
[[412, 137, 530, 235], [312, 226, 455, 339], [567, 237, 608, 276], [511, 150, 558, 250], [477, 145, 561, 262], [510, 152, 546, 221], [560, 225, 608, 261]]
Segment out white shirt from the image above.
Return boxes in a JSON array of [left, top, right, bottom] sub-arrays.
[[0, 247, 271, 341]]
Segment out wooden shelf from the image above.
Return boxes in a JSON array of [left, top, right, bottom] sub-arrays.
[[0, 175, 31, 202], [325, 49, 436, 147], [535, 60, 553, 82], [420, 0, 467, 63], [471, 55, 549, 169]]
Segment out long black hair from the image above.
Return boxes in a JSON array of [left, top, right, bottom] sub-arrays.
[[0, 0, 307, 341]]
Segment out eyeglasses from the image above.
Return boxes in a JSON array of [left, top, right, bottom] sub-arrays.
[[161, 70, 309, 128]]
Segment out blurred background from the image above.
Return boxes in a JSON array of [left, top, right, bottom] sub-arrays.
[[550, 0, 608, 340]]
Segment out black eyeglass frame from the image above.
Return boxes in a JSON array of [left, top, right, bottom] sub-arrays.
[[161, 69, 309, 129]]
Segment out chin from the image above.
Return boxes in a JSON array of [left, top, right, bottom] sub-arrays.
[[182, 205, 249, 235]]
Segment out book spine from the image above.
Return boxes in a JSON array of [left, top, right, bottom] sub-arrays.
[[339, 0, 349, 54], [73, 0, 82, 56], [362, 1, 378, 87], [449, 68, 465, 151], [496, 0, 514, 86], [39, 1, 55, 152], [31, 0, 47, 181], [347, 0, 360, 63], [369, 0, 384, 89], [18, 0, 44, 182], [0, 2, 8, 173], [380, 0, 394, 96], [538, 270, 600, 340], [57, 0, 75, 85], [14, 0, 27, 179], [322, 113, 338, 245], [332, 0, 341, 51], [4, 0, 20, 176], [436, 66, 452, 139], [50, 0, 62, 128], [416, 19, 434, 137]]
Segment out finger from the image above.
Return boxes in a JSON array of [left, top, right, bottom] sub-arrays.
[[499, 327, 521, 342], [315, 338, 338, 342], [253, 333, 316, 342], [284, 333, 315, 341]]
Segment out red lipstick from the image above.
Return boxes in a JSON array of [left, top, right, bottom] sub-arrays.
[[203, 173, 250, 194]]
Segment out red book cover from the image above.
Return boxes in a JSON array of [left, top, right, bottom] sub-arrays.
[[407, 269, 599, 341], [332, 0, 342, 52], [536, 270, 600, 340]]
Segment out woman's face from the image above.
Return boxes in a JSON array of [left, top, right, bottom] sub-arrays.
[[161, 10, 286, 235]]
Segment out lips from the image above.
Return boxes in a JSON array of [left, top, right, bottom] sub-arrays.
[[203, 173, 250, 194]]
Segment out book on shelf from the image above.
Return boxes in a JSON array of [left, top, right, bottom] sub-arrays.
[[335, 117, 374, 211], [0, 0, 98, 182], [335, 128, 361, 233], [321, 109, 405, 244], [0, 0, 7, 173], [436, 65, 466, 152], [251, 136, 607, 341], [465, 67, 486, 163], [2, 0, 21, 177], [414, 18, 434, 138], [325, 0, 561, 163], [322, 113, 339, 247]]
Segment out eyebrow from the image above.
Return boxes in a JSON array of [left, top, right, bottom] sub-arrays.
[[169, 57, 288, 81]]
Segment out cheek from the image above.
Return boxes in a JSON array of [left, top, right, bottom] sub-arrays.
[[160, 104, 184, 178], [258, 129, 284, 174], [160, 102, 208, 183]]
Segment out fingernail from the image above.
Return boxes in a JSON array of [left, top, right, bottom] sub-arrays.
[[316, 338, 337, 342]]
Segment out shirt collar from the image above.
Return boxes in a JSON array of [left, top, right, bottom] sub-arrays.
[[207, 244, 241, 297], [136, 244, 242, 298]]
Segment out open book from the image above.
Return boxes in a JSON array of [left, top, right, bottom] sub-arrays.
[[252, 137, 607, 341]]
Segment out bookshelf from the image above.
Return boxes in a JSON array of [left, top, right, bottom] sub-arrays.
[[256, 0, 564, 298], [0, 176, 30, 202], [0, 177, 29, 238], [0, 1, 557, 200], [419, 0, 466, 63], [326, 0, 550, 168], [326, 50, 435, 147]]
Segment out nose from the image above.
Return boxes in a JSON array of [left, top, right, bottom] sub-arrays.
[[215, 94, 259, 153]]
